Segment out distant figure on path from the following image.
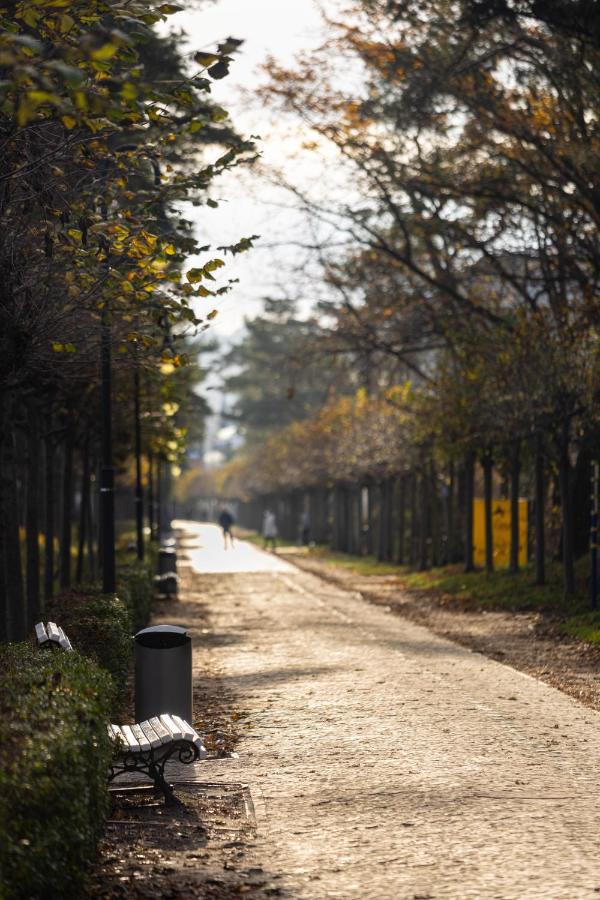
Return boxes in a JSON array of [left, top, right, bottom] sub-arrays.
[[299, 510, 310, 545], [263, 509, 278, 551], [218, 507, 235, 549]]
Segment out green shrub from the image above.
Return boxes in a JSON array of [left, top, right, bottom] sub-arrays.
[[0, 643, 113, 899], [118, 562, 155, 632], [47, 590, 132, 708]]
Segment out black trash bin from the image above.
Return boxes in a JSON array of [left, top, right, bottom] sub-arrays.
[[158, 548, 177, 575], [134, 625, 192, 723]]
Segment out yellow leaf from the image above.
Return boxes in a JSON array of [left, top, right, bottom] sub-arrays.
[[91, 43, 118, 61], [58, 13, 74, 32], [61, 115, 76, 129]]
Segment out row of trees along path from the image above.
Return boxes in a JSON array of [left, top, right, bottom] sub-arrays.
[[218, 0, 599, 603], [223, 388, 594, 601], [0, 0, 257, 641]]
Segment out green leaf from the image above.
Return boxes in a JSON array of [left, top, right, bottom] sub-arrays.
[[186, 268, 204, 283], [46, 60, 85, 85], [208, 60, 230, 80]]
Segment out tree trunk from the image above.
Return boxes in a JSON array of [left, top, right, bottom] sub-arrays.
[[464, 452, 475, 573], [156, 458, 163, 541], [366, 483, 374, 555], [377, 481, 386, 562], [456, 464, 466, 562], [509, 443, 521, 574], [76, 439, 91, 583], [558, 428, 576, 599], [446, 461, 455, 564], [430, 464, 440, 567], [44, 421, 56, 604], [385, 477, 394, 561], [0, 399, 8, 641], [396, 475, 406, 565], [409, 471, 418, 567], [331, 485, 340, 551], [0, 463, 6, 642], [419, 469, 429, 571], [534, 433, 546, 586], [148, 449, 155, 540], [26, 405, 41, 627], [59, 429, 74, 589], [134, 361, 144, 560], [348, 487, 360, 556], [2, 424, 26, 639], [482, 450, 494, 574], [87, 451, 96, 581]]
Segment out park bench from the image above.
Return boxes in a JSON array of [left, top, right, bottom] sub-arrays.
[[35, 621, 73, 651], [34, 622, 206, 805], [108, 713, 206, 804]]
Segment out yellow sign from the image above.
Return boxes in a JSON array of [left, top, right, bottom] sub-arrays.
[[473, 499, 528, 568]]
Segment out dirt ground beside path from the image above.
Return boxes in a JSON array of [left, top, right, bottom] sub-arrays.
[[282, 552, 600, 712], [93, 524, 600, 898]]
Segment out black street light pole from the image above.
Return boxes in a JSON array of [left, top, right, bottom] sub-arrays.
[[100, 301, 116, 593], [134, 348, 144, 561]]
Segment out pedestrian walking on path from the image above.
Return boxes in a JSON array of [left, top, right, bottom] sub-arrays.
[[218, 507, 235, 549], [299, 509, 310, 545], [262, 508, 278, 550]]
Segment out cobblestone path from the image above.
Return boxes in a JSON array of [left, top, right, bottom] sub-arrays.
[[179, 522, 600, 899]]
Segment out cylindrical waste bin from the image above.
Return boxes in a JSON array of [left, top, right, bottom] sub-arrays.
[[158, 548, 177, 575], [134, 625, 192, 723]]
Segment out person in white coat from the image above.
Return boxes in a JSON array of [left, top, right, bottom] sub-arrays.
[[262, 509, 278, 551]]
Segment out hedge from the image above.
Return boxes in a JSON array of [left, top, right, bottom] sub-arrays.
[[118, 561, 155, 633], [0, 643, 113, 899], [47, 590, 132, 712]]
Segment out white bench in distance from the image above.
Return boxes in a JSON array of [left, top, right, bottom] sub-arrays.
[[108, 713, 207, 805], [35, 621, 73, 651]]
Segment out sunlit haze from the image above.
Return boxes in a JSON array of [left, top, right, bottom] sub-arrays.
[[161, 0, 339, 338]]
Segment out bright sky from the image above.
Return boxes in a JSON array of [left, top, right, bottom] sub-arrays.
[[161, 0, 339, 339]]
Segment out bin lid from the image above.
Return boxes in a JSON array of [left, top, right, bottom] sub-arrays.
[[135, 624, 189, 649]]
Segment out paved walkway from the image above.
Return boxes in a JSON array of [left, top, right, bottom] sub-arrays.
[[178, 522, 600, 899], [179, 518, 295, 573]]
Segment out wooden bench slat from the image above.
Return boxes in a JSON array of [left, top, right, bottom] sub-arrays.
[[121, 724, 140, 752], [170, 714, 197, 743], [46, 622, 61, 643], [130, 723, 151, 753], [148, 716, 171, 745], [108, 724, 126, 747], [159, 714, 184, 741], [171, 715, 207, 755], [139, 720, 163, 750], [35, 622, 48, 643], [56, 626, 73, 651]]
